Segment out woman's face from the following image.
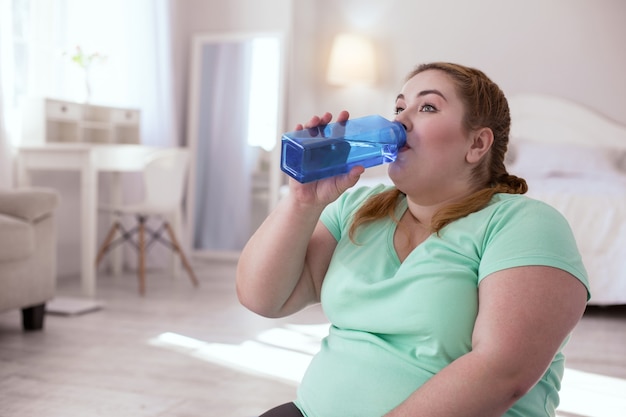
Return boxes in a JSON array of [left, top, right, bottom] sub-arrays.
[[388, 69, 478, 205]]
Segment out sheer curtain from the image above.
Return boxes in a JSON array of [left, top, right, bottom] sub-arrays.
[[54, 0, 176, 146], [192, 41, 254, 252], [0, 0, 19, 188], [1, 0, 176, 150]]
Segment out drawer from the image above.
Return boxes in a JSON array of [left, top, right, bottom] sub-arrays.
[[46, 100, 82, 121], [112, 109, 140, 124]]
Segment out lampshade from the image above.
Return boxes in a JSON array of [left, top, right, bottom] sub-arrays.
[[326, 33, 377, 86]]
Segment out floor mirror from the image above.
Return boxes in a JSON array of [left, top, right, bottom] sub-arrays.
[[186, 32, 287, 258]]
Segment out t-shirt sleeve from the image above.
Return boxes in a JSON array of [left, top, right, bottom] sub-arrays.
[[321, 184, 390, 241], [478, 198, 590, 298]]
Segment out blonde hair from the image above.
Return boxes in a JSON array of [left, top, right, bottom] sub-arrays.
[[349, 62, 527, 240]]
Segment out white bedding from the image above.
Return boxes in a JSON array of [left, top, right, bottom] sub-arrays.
[[523, 175, 626, 305]]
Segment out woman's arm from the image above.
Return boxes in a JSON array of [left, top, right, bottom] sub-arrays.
[[385, 265, 588, 417], [236, 193, 335, 318], [236, 111, 364, 318]]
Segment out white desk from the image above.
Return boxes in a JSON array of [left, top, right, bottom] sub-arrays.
[[16, 143, 160, 297]]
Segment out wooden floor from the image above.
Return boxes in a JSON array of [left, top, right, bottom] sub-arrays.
[[1, 259, 625, 417]]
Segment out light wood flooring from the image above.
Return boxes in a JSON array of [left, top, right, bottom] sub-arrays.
[[1, 259, 625, 417]]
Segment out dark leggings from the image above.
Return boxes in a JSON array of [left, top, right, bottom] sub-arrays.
[[259, 402, 304, 417]]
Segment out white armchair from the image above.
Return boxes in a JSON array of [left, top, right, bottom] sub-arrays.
[[0, 187, 60, 330]]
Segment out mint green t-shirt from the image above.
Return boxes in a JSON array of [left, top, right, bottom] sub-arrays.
[[295, 185, 589, 417]]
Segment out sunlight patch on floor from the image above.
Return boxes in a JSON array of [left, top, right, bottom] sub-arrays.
[[148, 324, 328, 385], [557, 368, 626, 417], [256, 324, 329, 355], [149, 325, 626, 416]]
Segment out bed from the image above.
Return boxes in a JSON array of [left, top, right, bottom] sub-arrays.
[[506, 94, 626, 306], [356, 94, 626, 305]]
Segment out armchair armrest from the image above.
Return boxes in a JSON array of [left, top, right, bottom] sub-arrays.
[[0, 187, 60, 222]]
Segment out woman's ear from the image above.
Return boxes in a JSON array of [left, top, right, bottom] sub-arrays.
[[466, 128, 494, 163]]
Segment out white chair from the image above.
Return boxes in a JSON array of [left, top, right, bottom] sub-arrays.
[[95, 147, 198, 295]]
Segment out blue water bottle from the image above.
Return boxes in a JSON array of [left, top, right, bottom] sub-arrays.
[[280, 115, 406, 183]]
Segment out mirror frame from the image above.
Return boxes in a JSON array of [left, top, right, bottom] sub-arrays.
[[185, 31, 288, 259]]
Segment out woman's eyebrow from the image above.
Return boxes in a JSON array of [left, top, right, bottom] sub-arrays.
[[418, 89, 447, 101], [395, 90, 448, 102]]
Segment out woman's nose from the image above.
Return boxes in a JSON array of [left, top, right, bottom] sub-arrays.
[[394, 114, 410, 132]]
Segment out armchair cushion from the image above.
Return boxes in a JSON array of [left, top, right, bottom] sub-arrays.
[[0, 187, 60, 222], [0, 187, 60, 330], [0, 214, 34, 262]]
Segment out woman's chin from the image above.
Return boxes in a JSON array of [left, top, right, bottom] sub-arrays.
[[387, 163, 402, 182]]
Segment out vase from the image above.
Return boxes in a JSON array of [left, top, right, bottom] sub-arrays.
[[84, 68, 92, 103]]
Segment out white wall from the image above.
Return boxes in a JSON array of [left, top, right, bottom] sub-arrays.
[[170, 0, 626, 165], [285, 0, 626, 128]]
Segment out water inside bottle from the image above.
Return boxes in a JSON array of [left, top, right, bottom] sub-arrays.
[[282, 138, 402, 183], [280, 115, 406, 183]]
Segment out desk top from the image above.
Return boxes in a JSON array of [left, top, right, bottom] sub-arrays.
[[17, 143, 163, 172]]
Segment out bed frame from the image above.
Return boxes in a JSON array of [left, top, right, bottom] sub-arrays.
[[508, 93, 626, 150]]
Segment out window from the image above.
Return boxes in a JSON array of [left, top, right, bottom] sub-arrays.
[[246, 36, 281, 151]]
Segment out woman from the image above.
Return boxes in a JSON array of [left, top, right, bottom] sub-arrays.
[[236, 62, 590, 417]]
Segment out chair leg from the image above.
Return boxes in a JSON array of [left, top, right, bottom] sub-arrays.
[[170, 211, 183, 278], [138, 219, 146, 296], [95, 223, 121, 267], [163, 222, 199, 288]]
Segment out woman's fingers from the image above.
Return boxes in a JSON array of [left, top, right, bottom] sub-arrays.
[[304, 114, 325, 129], [319, 112, 333, 125], [336, 110, 350, 123], [295, 110, 350, 131]]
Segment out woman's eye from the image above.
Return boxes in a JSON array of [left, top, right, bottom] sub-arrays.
[[420, 104, 437, 112], [394, 107, 404, 115]]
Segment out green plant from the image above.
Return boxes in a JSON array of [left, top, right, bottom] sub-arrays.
[[68, 45, 106, 70]]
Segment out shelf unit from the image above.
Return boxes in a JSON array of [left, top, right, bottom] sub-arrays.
[[22, 98, 141, 145]]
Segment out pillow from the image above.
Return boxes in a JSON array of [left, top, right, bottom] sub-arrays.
[[507, 140, 624, 179]]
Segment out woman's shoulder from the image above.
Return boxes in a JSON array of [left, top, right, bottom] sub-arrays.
[[489, 193, 562, 214], [324, 184, 396, 225], [336, 183, 395, 208], [481, 193, 572, 234], [322, 184, 396, 239], [476, 193, 589, 292]]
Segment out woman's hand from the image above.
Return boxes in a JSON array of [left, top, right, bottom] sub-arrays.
[[288, 110, 365, 207]]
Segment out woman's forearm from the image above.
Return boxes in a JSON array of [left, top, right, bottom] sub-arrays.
[[384, 351, 531, 417], [236, 193, 326, 318]]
